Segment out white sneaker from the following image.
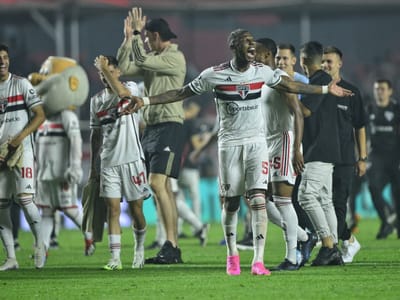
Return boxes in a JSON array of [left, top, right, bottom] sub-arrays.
[[34, 243, 47, 269], [132, 250, 144, 269], [103, 258, 122, 270], [0, 258, 19, 271], [342, 236, 361, 263]]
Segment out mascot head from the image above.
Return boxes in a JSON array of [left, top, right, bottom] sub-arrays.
[[29, 56, 89, 116]]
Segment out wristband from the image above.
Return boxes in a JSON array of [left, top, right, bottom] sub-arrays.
[[142, 97, 150, 106], [358, 157, 368, 162], [133, 30, 141, 35], [322, 85, 329, 94]]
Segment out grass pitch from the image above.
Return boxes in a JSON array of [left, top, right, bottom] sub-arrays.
[[1, 218, 399, 300]]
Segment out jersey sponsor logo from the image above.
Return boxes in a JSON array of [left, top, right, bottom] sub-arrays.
[[225, 102, 259, 115], [0, 98, 7, 113], [221, 183, 230, 191], [384, 111, 394, 122]]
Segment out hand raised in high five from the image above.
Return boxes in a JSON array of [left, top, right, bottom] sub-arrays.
[[124, 15, 133, 40], [328, 78, 354, 97], [129, 7, 147, 32], [93, 55, 108, 72]]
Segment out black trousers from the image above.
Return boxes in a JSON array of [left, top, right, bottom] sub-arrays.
[[367, 153, 400, 232], [333, 165, 354, 241]]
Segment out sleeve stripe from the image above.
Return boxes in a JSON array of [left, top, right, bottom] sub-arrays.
[[132, 39, 146, 63]]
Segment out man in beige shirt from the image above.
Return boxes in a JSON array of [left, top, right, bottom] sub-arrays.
[[117, 7, 186, 264]]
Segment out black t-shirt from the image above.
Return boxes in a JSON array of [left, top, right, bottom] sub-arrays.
[[335, 79, 367, 164], [301, 70, 341, 163], [368, 100, 400, 156]]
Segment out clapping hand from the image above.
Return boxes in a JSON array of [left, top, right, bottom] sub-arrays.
[[130, 7, 147, 32]]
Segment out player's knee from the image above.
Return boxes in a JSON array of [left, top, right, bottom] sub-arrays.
[[15, 193, 34, 206], [42, 207, 54, 218], [224, 196, 241, 212], [248, 191, 266, 208]]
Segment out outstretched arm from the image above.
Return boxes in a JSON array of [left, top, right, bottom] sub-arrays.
[[122, 85, 196, 114], [276, 76, 353, 97]]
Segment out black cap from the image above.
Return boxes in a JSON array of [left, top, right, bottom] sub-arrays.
[[145, 18, 177, 40]]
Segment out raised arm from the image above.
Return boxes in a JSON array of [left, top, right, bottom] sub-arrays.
[[94, 55, 131, 99], [276, 76, 353, 97]]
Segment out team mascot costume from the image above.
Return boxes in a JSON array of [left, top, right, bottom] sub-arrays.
[[29, 57, 105, 246]]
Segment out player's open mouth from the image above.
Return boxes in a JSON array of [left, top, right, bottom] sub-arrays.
[[247, 48, 255, 60]]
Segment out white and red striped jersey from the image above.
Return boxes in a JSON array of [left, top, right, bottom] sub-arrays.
[[262, 69, 294, 140], [189, 60, 281, 146], [90, 81, 144, 168], [0, 73, 42, 148], [36, 110, 81, 180]]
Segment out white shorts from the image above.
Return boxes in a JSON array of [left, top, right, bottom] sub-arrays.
[[36, 180, 78, 209], [219, 141, 269, 197], [100, 160, 151, 201], [267, 131, 297, 185], [0, 149, 35, 198]]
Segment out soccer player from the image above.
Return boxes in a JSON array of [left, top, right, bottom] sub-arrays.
[[122, 29, 352, 275], [92, 55, 150, 270], [255, 38, 317, 270], [35, 106, 94, 255], [322, 46, 367, 262], [117, 7, 186, 263], [366, 79, 400, 239], [0, 44, 46, 271]]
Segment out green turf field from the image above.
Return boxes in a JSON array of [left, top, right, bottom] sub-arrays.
[[1, 218, 399, 300]]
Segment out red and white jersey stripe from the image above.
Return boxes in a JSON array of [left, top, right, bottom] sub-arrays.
[[189, 60, 281, 146]]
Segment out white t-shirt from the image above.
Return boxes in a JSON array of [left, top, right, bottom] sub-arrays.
[[0, 73, 42, 149], [262, 69, 294, 139], [90, 82, 144, 168], [37, 110, 81, 180], [189, 60, 281, 147]]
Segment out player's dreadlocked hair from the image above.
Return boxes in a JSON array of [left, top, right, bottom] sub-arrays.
[[228, 29, 250, 50]]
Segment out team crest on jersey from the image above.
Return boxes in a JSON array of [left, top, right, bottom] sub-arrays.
[[236, 85, 250, 99], [0, 98, 7, 113], [384, 111, 394, 122]]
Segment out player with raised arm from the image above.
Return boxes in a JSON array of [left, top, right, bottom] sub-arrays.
[[92, 55, 150, 270], [121, 29, 352, 275]]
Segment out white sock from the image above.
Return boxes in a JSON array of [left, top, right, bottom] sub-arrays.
[[274, 195, 298, 264], [63, 207, 83, 229], [249, 193, 267, 264], [221, 208, 238, 256], [0, 201, 15, 259], [297, 227, 308, 242], [108, 234, 121, 260], [133, 227, 146, 253], [18, 195, 42, 246], [266, 199, 283, 227], [176, 194, 202, 232], [84, 231, 93, 241], [41, 208, 55, 250]]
